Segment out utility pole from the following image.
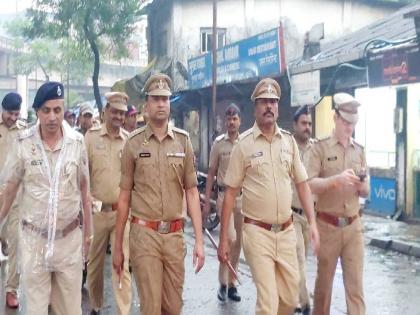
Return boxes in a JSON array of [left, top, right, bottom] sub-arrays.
[[211, 0, 217, 142]]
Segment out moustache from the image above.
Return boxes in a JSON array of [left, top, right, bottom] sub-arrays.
[[263, 111, 274, 117]]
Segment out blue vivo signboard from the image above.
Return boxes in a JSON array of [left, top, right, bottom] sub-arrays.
[[368, 176, 396, 216], [188, 27, 285, 90]]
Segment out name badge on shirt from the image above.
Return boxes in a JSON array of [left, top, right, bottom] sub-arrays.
[[327, 156, 338, 161], [251, 151, 263, 158], [31, 159, 43, 166], [167, 152, 185, 158], [139, 152, 151, 158]]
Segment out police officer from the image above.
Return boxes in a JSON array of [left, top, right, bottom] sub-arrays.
[[305, 93, 369, 315], [64, 109, 76, 127], [85, 92, 131, 315], [291, 105, 314, 315], [0, 81, 93, 315], [0, 92, 25, 309], [123, 105, 138, 132], [218, 78, 319, 315], [204, 103, 242, 302], [113, 73, 205, 315], [77, 102, 96, 135]]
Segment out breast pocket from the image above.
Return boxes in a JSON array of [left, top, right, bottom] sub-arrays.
[[250, 157, 270, 179], [136, 155, 155, 182], [62, 160, 79, 189], [323, 160, 342, 177], [167, 156, 184, 185]]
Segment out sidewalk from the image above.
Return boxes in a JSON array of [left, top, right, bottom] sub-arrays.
[[363, 212, 420, 258]]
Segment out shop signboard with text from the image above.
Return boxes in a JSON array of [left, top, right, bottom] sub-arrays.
[[188, 27, 286, 90]]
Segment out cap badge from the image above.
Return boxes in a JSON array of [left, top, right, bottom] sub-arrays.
[[158, 79, 164, 90], [267, 84, 274, 94], [57, 86, 62, 96]]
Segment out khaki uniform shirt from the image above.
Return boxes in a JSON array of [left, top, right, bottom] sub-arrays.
[[209, 133, 239, 187], [291, 138, 315, 209], [0, 114, 25, 171], [3, 123, 88, 230], [224, 123, 308, 224], [120, 124, 198, 221], [305, 134, 367, 217], [0, 115, 25, 206], [85, 124, 128, 205]]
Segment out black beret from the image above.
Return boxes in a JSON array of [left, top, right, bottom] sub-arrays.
[[33, 81, 64, 110], [2, 92, 22, 111], [293, 105, 310, 122]]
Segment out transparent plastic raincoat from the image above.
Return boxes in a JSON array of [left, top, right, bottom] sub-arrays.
[[0, 121, 92, 273]]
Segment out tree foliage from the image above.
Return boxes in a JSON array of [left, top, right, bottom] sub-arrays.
[[7, 17, 91, 84], [24, 0, 142, 112]]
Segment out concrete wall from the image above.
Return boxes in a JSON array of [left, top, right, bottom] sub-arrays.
[[148, 0, 400, 75], [314, 96, 334, 138]]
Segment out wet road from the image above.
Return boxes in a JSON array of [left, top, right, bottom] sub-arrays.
[[1, 217, 420, 315]]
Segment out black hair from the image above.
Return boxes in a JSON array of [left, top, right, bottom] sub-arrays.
[[293, 105, 310, 122], [225, 103, 241, 117]]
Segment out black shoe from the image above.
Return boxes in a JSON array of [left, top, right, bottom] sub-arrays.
[[227, 286, 241, 302], [217, 285, 227, 301], [302, 305, 311, 315], [90, 310, 100, 315]]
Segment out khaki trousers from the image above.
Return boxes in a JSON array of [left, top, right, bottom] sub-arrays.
[[87, 211, 131, 315], [5, 205, 20, 293], [216, 192, 243, 285], [130, 224, 186, 315], [313, 216, 365, 315], [243, 222, 299, 315], [293, 211, 310, 307], [21, 228, 83, 315]]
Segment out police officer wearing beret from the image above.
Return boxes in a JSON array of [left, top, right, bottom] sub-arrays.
[[113, 73, 205, 315], [86, 92, 131, 315], [305, 93, 369, 315], [218, 78, 320, 315], [0, 81, 93, 315], [0, 92, 26, 309]]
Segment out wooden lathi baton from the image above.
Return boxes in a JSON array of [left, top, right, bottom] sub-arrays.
[[204, 228, 241, 285]]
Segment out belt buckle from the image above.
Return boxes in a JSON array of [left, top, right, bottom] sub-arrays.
[[337, 217, 348, 227], [158, 221, 170, 234], [270, 224, 281, 233]]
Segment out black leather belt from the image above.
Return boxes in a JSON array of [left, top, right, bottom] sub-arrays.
[[22, 217, 80, 239], [292, 207, 304, 216]]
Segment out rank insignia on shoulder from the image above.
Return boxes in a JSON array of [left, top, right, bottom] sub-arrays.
[[167, 152, 185, 158], [327, 156, 338, 161], [251, 151, 263, 158], [139, 152, 151, 158]]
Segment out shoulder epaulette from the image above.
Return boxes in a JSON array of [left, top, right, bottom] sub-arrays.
[[215, 134, 225, 142], [172, 126, 189, 137], [16, 120, 27, 129], [317, 136, 331, 142], [88, 125, 101, 132], [121, 128, 129, 137], [280, 128, 292, 136], [128, 126, 146, 139], [17, 127, 35, 140], [353, 139, 364, 149], [239, 128, 253, 141], [309, 138, 318, 144]]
